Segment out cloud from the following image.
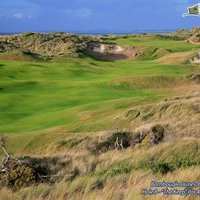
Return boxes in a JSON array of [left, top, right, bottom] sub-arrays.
[[76, 8, 92, 19], [14, 13, 24, 19], [0, 0, 40, 20], [0, 13, 34, 19], [65, 8, 92, 19], [80, 8, 92, 19], [26, 0, 198, 22]]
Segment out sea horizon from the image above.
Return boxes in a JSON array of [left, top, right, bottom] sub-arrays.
[[0, 29, 178, 36]]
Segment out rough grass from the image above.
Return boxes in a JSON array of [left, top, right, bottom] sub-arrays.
[[140, 47, 170, 60], [1, 138, 200, 199], [156, 49, 198, 64], [98, 75, 187, 91]]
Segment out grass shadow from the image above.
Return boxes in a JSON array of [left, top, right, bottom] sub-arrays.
[[81, 51, 114, 62]]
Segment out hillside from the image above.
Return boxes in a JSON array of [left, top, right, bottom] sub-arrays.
[[0, 32, 90, 57], [1, 91, 200, 200], [0, 28, 200, 200], [0, 27, 199, 60]]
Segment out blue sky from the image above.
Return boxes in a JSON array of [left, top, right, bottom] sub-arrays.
[[0, 0, 199, 32]]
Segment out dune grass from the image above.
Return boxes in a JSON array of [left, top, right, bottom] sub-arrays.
[[1, 137, 200, 200]]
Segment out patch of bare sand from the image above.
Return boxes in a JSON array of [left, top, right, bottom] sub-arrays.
[[102, 47, 139, 61], [87, 44, 140, 61]]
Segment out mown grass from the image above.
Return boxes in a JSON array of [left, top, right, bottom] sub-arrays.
[[111, 37, 200, 52], [0, 57, 196, 133]]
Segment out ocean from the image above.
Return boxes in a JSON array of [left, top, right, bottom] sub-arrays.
[[0, 30, 176, 36]]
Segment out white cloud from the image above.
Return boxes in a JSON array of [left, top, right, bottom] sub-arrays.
[[0, 13, 33, 19], [14, 13, 23, 19], [80, 8, 92, 19], [65, 8, 92, 19]]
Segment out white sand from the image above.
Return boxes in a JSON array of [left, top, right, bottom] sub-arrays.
[[92, 44, 105, 53], [110, 45, 124, 52], [189, 51, 200, 64], [92, 45, 124, 54]]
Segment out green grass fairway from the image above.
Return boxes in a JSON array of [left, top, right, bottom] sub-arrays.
[[110, 37, 200, 52], [0, 37, 200, 134]]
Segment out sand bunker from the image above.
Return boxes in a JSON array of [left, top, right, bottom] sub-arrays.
[[91, 44, 124, 54], [87, 43, 139, 61], [92, 44, 105, 54], [109, 45, 124, 53]]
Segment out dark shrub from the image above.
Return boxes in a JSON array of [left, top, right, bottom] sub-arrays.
[[186, 73, 200, 84], [151, 124, 165, 144], [0, 161, 37, 190], [88, 132, 132, 154], [152, 162, 171, 174]]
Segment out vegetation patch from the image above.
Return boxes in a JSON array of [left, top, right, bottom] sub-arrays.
[[139, 156, 199, 174], [89, 156, 200, 177], [87, 132, 132, 154], [87, 125, 166, 154], [150, 124, 165, 144], [186, 73, 200, 84], [0, 161, 38, 190], [0, 136, 75, 190]]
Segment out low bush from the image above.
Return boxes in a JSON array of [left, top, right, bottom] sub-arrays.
[[139, 157, 199, 174], [186, 73, 200, 84], [0, 161, 37, 190], [151, 124, 165, 144], [88, 132, 132, 154]]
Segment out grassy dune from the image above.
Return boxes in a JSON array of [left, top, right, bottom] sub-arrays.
[[1, 137, 200, 200], [0, 35, 200, 199]]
